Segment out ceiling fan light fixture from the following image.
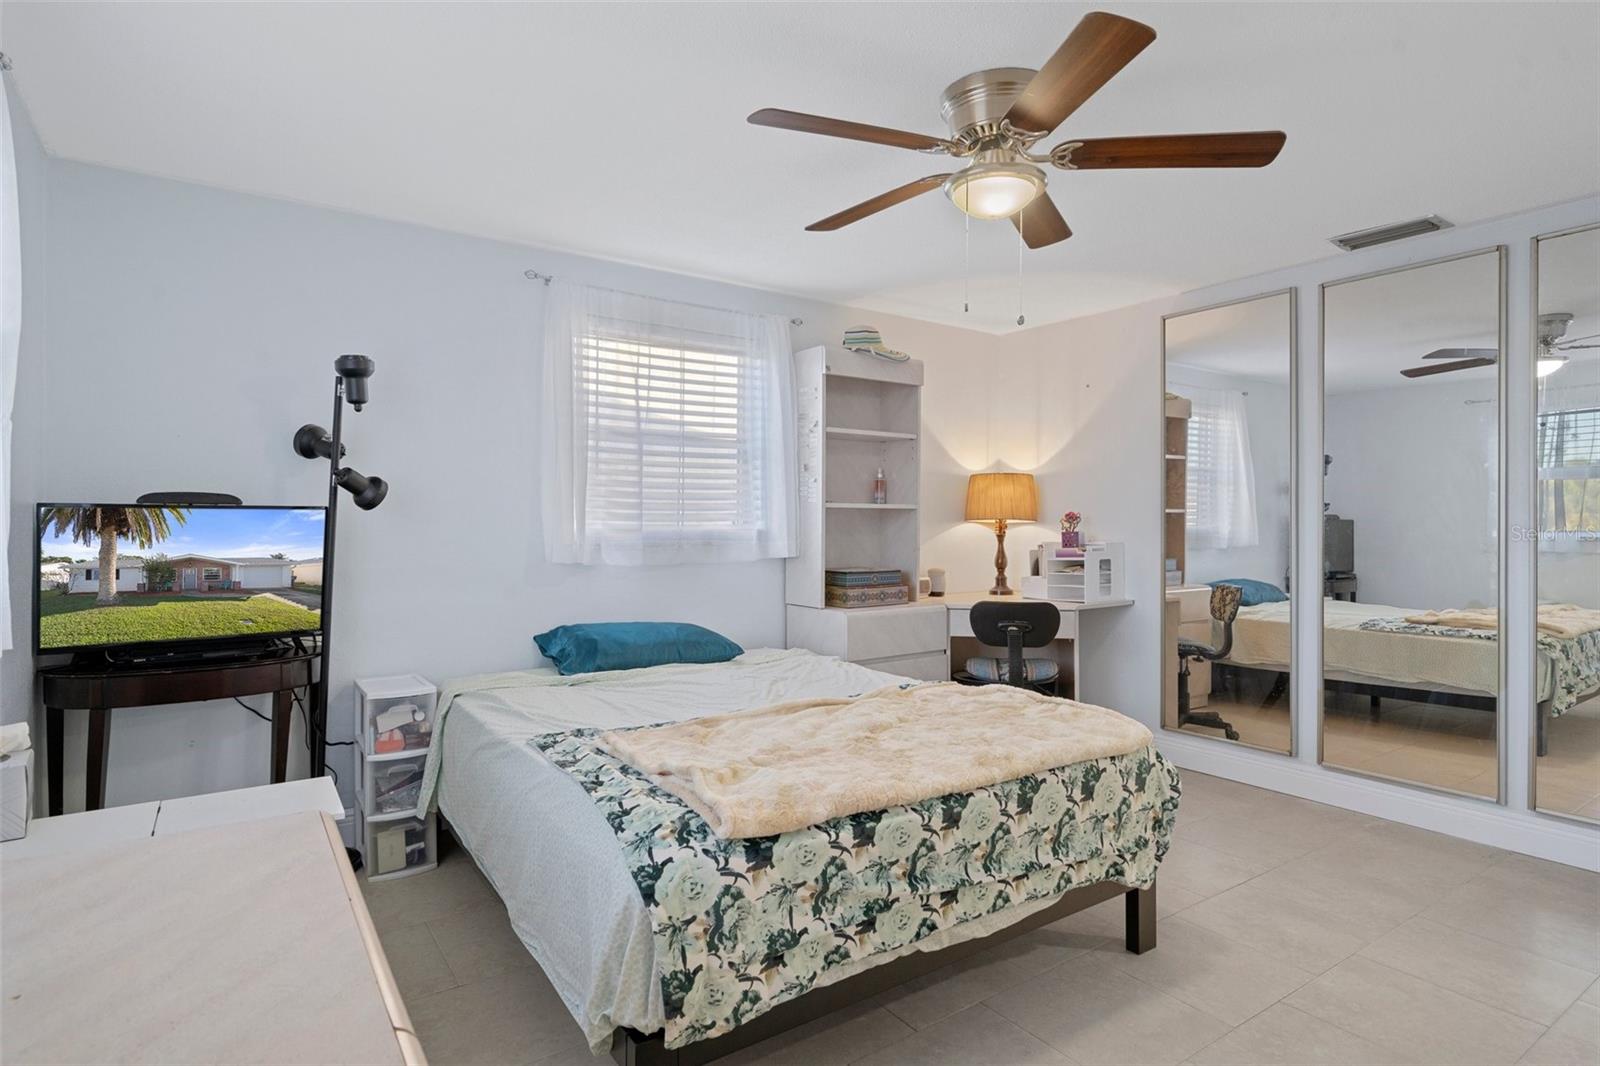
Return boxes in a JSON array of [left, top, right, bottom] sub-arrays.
[[944, 162, 1046, 221], [1537, 355, 1567, 378]]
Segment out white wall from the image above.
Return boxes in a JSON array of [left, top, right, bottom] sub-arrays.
[[25, 156, 1000, 811], [1326, 376, 1498, 609], [0, 70, 47, 727], [1013, 198, 1600, 869]]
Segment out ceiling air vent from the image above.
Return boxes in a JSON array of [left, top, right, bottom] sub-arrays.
[[1329, 215, 1452, 252]]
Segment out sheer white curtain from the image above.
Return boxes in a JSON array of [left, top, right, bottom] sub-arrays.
[[540, 281, 797, 566], [0, 73, 20, 650], [1184, 386, 1260, 550]]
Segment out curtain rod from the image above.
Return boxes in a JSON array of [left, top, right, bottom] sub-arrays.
[[523, 270, 804, 327]]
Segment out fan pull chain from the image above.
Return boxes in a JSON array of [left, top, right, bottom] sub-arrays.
[[1016, 214, 1026, 327], [963, 209, 970, 315]]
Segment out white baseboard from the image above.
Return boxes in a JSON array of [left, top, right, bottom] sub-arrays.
[[1157, 734, 1600, 871]]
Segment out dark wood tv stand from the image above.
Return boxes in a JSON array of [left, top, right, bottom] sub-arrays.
[[40, 647, 321, 816]]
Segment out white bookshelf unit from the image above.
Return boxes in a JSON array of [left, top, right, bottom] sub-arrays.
[[354, 673, 438, 881], [785, 346, 948, 680]]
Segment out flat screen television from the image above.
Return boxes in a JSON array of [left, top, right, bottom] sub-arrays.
[[34, 503, 327, 655]]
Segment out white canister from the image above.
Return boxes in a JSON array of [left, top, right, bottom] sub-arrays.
[[927, 567, 946, 596]]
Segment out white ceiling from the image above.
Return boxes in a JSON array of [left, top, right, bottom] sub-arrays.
[[4, 2, 1598, 333]]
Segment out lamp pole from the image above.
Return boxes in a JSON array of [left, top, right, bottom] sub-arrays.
[[309, 374, 347, 777], [294, 354, 384, 781]]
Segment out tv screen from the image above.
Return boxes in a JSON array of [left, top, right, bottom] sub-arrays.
[[35, 503, 327, 654]]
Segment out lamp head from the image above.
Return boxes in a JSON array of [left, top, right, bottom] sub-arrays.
[[292, 423, 344, 461], [334, 467, 388, 510], [335, 354, 376, 411]]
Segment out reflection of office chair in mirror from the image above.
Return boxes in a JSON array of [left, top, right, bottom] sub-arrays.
[[1178, 584, 1243, 739], [955, 600, 1062, 695]]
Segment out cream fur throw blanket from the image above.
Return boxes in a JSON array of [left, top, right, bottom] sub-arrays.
[[595, 682, 1153, 840], [1405, 604, 1600, 640]]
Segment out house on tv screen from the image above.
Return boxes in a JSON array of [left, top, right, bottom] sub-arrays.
[[66, 555, 298, 594]]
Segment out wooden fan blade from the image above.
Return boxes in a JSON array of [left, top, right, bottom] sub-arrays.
[[1061, 132, 1287, 169], [748, 108, 949, 152], [1011, 193, 1072, 248], [806, 175, 953, 231], [1004, 11, 1157, 135], [1422, 347, 1498, 360], [1401, 357, 1497, 378]]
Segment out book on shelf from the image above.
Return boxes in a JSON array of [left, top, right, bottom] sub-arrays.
[[825, 584, 909, 608], [825, 568, 904, 587], [1164, 570, 1185, 586]]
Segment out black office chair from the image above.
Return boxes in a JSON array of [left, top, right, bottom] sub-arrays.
[[953, 600, 1063, 696], [1177, 584, 1243, 740]]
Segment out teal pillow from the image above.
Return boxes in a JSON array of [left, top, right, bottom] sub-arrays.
[[1208, 578, 1287, 608], [533, 622, 743, 675]]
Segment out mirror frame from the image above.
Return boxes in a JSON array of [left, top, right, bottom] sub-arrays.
[[1528, 221, 1600, 823], [1315, 246, 1508, 802], [1158, 287, 1298, 757]]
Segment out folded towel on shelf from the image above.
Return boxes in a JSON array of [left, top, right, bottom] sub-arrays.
[[0, 722, 30, 754]]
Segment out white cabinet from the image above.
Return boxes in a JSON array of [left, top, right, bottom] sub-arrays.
[[786, 346, 944, 677]]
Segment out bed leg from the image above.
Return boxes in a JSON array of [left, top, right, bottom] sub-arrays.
[[611, 1029, 678, 1066], [1537, 701, 1549, 758], [1125, 884, 1156, 954]]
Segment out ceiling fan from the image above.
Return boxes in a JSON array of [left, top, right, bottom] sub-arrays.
[[746, 11, 1286, 248], [1399, 313, 1599, 379]]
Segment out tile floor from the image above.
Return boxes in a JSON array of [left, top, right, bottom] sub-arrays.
[[1172, 690, 1600, 819], [361, 772, 1600, 1065]]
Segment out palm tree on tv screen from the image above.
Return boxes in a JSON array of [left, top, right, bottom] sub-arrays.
[[44, 505, 190, 605]]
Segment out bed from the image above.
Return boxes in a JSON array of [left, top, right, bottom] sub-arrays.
[[418, 648, 1178, 1065], [1217, 599, 1600, 752]]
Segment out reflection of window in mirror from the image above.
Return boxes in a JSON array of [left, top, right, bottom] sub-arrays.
[[1533, 224, 1600, 823], [1161, 291, 1294, 755], [1319, 249, 1502, 800]]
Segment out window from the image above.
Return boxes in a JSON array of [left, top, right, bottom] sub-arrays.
[[1182, 386, 1259, 550], [1538, 405, 1600, 544], [83, 568, 95, 581], [541, 281, 796, 565], [203, 566, 221, 580]]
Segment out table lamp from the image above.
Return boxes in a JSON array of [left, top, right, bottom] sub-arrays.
[[965, 471, 1038, 595]]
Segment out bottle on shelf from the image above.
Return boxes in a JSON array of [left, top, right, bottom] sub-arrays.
[[871, 466, 887, 505]]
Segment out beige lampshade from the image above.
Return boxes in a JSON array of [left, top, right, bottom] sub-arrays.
[[964, 472, 1038, 523]]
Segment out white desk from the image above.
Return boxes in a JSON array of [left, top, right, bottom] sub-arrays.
[[0, 777, 342, 859], [942, 592, 1134, 700], [2, 810, 421, 1065]]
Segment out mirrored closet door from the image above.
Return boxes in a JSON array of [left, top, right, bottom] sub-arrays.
[[1532, 224, 1600, 822], [1161, 291, 1295, 754], [1320, 249, 1504, 798]]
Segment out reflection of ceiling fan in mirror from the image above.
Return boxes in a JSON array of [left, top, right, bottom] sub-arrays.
[[746, 11, 1287, 247], [1399, 313, 1599, 379]]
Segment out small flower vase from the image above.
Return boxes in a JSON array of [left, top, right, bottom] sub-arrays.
[[1061, 531, 1080, 548]]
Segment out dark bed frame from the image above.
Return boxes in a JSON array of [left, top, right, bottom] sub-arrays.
[[609, 880, 1156, 1066], [1215, 663, 1582, 758]]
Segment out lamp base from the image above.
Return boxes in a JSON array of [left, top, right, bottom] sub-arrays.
[[989, 518, 1013, 596]]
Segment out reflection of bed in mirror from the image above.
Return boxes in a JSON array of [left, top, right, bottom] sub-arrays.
[[1213, 598, 1600, 755]]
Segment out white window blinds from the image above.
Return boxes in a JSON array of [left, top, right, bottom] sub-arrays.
[[1537, 391, 1600, 543], [1182, 386, 1260, 551], [541, 281, 797, 565]]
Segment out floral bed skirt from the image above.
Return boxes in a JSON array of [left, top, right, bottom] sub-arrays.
[[533, 729, 1181, 1049]]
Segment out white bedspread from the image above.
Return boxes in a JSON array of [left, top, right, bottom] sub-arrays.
[[431, 650, 917, 1050]]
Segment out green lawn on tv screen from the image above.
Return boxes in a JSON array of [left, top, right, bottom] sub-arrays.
[[39, 592, 321, 649]]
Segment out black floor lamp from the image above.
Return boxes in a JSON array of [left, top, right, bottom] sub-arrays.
[[293, 354, 388, 777]]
